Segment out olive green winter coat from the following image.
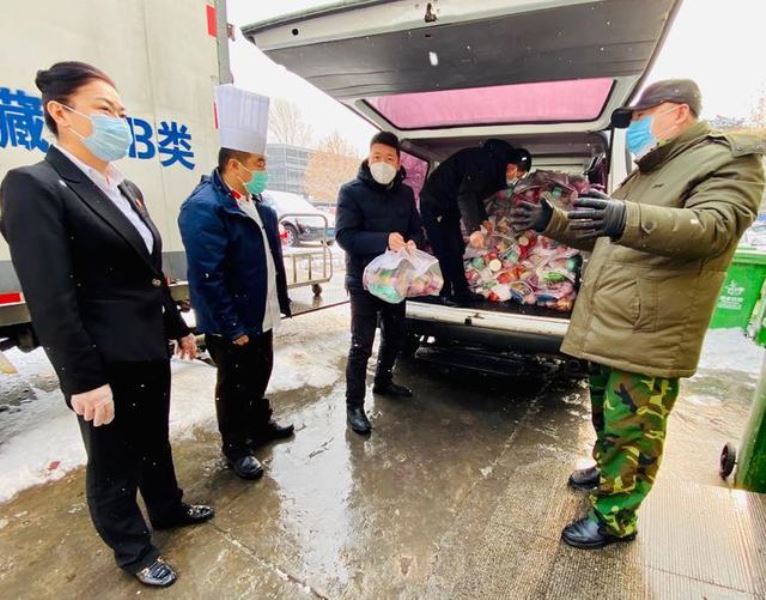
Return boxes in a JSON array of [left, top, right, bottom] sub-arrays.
[[545, 122, 765, 378]]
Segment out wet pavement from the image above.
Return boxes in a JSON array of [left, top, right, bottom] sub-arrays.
[[0, 305, 765, 599]]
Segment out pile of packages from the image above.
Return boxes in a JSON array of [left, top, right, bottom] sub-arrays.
[[464, 170, 589, 312], [364, 248, 444, 304]]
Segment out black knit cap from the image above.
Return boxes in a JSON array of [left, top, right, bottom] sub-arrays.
[[510, 147, 532, 172]]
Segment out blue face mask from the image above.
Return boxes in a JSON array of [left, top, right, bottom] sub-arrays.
[[626, 115, 656, 157], [237, 161, 269, 196], [65, 105, 133, 162], [626, 107, 678, 158]]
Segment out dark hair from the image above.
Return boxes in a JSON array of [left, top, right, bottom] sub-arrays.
[[218, 147, 253, 172], [35, 62, 116, 136], [370, 131, 400, 156]]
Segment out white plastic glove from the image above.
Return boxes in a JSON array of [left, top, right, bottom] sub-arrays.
[[72, 384, 114, 427], [176, 333, 198, 360]]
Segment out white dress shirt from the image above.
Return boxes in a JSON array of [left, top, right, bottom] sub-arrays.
[[56, 146, 154, 253], [236, 195, 281, 333]]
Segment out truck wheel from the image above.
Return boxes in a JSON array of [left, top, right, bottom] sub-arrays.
[[720, 442, 737, 479], [401, 334, 422, 359], [564, 358, 589, 379]]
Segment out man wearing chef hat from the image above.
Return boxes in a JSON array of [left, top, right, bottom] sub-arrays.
[[179, 85, 294, 481]]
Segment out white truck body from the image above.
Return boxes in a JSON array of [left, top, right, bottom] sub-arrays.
[[0, 0, 229, 343]]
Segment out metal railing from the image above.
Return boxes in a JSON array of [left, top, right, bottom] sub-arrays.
[[278, 212, 334, 295]]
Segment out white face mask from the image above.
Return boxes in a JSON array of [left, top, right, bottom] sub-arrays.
[[369, 161, 397, 185]]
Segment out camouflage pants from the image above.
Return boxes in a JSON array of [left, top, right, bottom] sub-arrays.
[[588, 364, 680, 537]]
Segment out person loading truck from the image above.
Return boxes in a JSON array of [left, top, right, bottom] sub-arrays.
[[419, 140, 531, 305]]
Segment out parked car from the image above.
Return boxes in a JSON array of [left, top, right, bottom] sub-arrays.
[[278, 222, 289, 246], [262, 190, 336, 247]]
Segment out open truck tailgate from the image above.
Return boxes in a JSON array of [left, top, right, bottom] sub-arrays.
[[243, 0, 682, 138], [407, 301, 570, 338]]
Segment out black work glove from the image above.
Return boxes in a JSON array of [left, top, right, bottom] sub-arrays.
[[509, 200, 553, 233], [569, 190, 627, 239]]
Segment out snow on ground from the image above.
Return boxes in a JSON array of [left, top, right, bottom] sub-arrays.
[[697, 328, 764, 375], [0, 319, 762, 503], [0, 311, 350, 502]]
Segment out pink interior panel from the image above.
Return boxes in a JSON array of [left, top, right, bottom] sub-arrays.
[[367, 78, 613, 128]]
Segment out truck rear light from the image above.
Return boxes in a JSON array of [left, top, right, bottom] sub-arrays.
[[0, 292, 22, 305]]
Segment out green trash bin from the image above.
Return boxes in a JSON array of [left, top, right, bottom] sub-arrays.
[[710, 247, 766, 330], [747, 278, 766, 346], [720, 353, 766, 493]]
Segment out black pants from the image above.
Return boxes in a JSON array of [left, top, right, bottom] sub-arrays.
[[346, 289, 406, 407], [206, 332, 274, 460], [77, 360, 183, 573], [422, 218, 468, 297]]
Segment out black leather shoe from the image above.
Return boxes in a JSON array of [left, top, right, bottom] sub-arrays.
[[249, 420, 295, 449], [561, 517, 636, 549], [568, 465, 600, 491], [372, 382, 413, 397], [153, 503, 215, 530], [227, 455, 264, 480], [347, 406, 372, 435], [134, 557, 177, 588]]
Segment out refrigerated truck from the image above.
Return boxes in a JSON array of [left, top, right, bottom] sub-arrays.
[[0, 0, 231, 353]]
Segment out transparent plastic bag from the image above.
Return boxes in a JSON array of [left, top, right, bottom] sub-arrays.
[[463, 171, 586, 311], [363, 248, 444, 304]]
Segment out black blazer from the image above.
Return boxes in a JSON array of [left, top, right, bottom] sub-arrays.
[[0, 147, 190, 400]]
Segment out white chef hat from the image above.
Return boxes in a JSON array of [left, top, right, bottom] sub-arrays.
[[214, 84, 270, 155]]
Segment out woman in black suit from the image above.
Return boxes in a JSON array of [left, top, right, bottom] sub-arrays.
[[0, 62, 213, 588]]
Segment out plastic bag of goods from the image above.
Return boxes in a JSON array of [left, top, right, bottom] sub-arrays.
[[363, 249, 444, 304], [510, 170, 590, 210], [463, 170, 588, 311]]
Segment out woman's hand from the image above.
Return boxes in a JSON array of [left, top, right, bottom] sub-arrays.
[[176, 334, 198, 360], [72, 384, 114, 427]]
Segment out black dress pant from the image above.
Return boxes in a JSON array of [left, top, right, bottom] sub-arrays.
[[77, 360, 183, 573], [346, 289, 406, 407], [422, 217, 469, 297], [206, 332, 274, 460]]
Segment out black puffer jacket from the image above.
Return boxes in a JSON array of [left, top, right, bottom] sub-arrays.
[[335, 161, 425, 291], [420, 139, 516, 232]]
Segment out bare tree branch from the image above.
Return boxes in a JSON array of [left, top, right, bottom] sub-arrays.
[[751, 91, 766, 128], [303, 131, 360, 204], [268, 99, 313, 147]]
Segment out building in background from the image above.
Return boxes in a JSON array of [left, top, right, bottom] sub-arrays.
[[266, 143, 311, 195]]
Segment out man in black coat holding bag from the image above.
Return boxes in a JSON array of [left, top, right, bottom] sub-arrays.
[[336, 132, 424, 435]]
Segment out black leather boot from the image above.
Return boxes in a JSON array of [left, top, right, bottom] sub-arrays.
[[227, 454, 264, 480], [372, 381, 413, 397], [249, 405, 295, 449], [568, 465, 600, 491], [347, 406, 372, 435], [134, 557, 177, 587], [561, 516, 636, 549]]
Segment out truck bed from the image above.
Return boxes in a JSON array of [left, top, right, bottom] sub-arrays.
[[410, 295, 573, 320], [405, 295, 572, 355]]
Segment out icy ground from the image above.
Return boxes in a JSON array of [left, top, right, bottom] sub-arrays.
[[0, 319, 761, 503], [0, 309, 351, 502]]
